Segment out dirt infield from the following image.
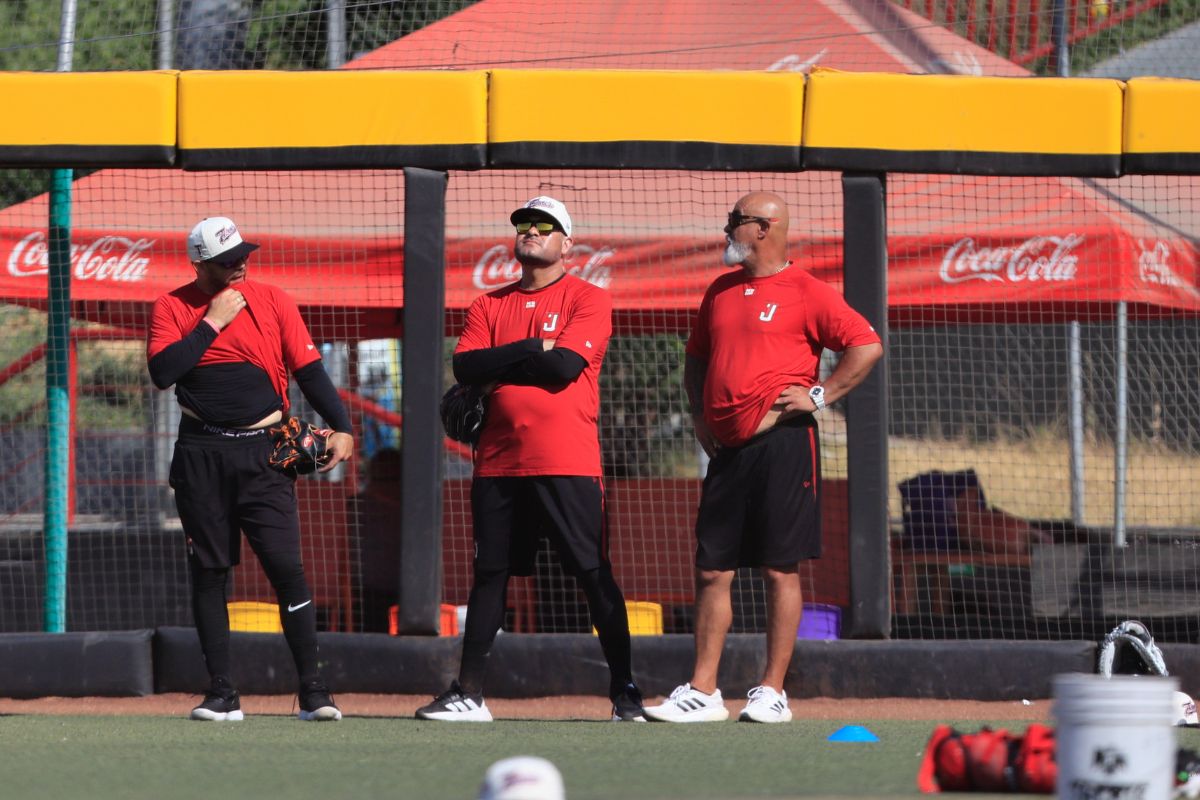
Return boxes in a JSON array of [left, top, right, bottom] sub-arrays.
[[0, 694, 1052, 721]]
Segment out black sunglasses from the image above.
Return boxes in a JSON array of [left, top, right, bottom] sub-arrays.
[[726, 212, 778, 230]]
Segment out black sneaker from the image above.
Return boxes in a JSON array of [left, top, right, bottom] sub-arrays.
[[611, 681, 646, 722], [415, 680, 493, 722], [298, 678, 342, 721], [190, 676, 243, 721]]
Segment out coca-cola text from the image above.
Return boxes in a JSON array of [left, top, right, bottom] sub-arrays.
[[940, 234, 1083, 285], [7, 231, 153, 282], [472, 243, 615, 290]]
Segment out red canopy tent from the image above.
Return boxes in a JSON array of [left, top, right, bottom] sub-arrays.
[[0, 0, 1194, 335]]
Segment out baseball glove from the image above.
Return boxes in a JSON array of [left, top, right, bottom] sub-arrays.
[[440, 383, 488, 444], [267, 417, 333, 476], [1097, 619, 1169, 677]]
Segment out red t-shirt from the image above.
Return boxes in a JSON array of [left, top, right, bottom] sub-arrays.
[[147, 279, 321, 413], [686, 265, 880, 447], [456, 274, 611, 477]]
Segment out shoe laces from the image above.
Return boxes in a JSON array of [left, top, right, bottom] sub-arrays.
[[301, 679, 335, 706], [668, 683, 694, 702], [747, 685, 781, 705], [438, 681, 478, 704]]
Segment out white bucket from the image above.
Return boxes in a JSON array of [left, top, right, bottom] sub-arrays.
[[1053, 673, 1178, 800]]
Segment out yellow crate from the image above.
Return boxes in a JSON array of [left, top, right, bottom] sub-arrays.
[[593, 601, 663, 637], [227, 601, 283, 633]]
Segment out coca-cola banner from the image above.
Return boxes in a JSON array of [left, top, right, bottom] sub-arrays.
[[0, 226, 1196, 338]]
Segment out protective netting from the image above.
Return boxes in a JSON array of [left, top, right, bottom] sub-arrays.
[[0, 1, 1197, 641], [889, 173, 1200, 641]]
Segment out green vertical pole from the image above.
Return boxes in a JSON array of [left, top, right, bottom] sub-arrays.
[[45, 0, 77, 633], [44, 169, 72, 633]]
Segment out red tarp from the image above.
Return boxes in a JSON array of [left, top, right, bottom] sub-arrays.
[[0, 0, 1196, 335]]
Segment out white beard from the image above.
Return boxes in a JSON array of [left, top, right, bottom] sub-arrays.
[[723, 239, 752, 267]]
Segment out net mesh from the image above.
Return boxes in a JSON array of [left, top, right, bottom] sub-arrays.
[[0, 1, 1196, 642]]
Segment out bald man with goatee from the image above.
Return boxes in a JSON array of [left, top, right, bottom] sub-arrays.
[[645, 192, 883, 724]]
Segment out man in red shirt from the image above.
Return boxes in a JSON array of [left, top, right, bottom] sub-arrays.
[[416, 196, 644, 722], [147, 216, 354, 722], [645, 192, 883, 724]]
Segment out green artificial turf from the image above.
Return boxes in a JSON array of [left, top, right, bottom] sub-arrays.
[[0, 715, 1066, 800]]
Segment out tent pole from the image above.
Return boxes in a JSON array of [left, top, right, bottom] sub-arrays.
[[1114, 302, 1128, 547], [327, 0, 346, 69], [1069, 320, 1085, 525], [156, 0, 174, 69], [44, 0, 78, 634]]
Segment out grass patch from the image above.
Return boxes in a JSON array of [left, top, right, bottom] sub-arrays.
[[0, 714, 1052, 800]]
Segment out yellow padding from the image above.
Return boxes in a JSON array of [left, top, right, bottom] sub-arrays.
[[805, 70, 1122, 156], [0, 71, 176, 146], [178, 70, 488, 149], [227, 601, 282, 633], [1124, 77, 1200, 155], [593, 601, 663, 637], [489, 70, 804, 146]]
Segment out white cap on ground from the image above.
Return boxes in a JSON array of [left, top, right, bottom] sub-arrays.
[[477, 756, 565, 800]]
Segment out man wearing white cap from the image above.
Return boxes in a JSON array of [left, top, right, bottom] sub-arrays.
[[147, 216, 355, 722], [417, 197, 644, 722], [477, 756, 565, 800]]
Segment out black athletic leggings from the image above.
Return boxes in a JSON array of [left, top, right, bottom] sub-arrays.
[[457, 563, 632, 697]]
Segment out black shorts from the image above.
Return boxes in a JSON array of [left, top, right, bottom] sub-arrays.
[[471, 476, 609, 577], [695, 415, 822, 571], [169, 415, 300, 569]]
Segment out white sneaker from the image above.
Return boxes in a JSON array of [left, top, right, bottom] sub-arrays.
[[414, 681, 494, 722], [738, 685, 793, 723], [643, 683, 729, 723]]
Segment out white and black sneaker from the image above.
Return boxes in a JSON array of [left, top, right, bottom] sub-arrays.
[[415, 680, 493, 722], [190, 676, 244, 721], [643, 683, 729, 723], [298, 679, 342, 721], [738, 685, 793, 723], [611, 682, 647, 722]]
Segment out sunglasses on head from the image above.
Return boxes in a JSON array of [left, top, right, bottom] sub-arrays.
[[515, 221, 560, 235], [726, 212, 778, 229]]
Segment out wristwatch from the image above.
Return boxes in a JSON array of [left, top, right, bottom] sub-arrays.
[[808, 384, 826, 412]]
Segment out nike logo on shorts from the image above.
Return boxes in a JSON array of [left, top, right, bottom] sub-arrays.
[[287, 600, 312, 613]]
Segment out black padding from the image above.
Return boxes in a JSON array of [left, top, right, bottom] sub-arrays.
[[0, 628, 1104, 699], [787, 639, 1096, 700], [804, 147, 1120, 178], [179, 144, 485, 171], [0, 145, 175, 168], [1123, 152, 1200, 175], [0, 630, 154, 698], [489, 141, 800, 171], [154, 627, 463, 694], [398, 167, 448, 635]]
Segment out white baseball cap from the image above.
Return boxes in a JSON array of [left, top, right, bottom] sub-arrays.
[[187, 216, 260, 265], [510, 196, 572, 238], [477, 756, 565, 800], [1174, 691, 1199, 726]]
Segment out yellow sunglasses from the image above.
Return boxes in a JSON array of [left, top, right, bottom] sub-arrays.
[[514, 221, 559, 235]]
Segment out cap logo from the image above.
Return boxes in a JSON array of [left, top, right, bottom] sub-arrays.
[[501, 773, 542, 790], [215, 224, 238, 245], [527, 199, 553, 210]]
